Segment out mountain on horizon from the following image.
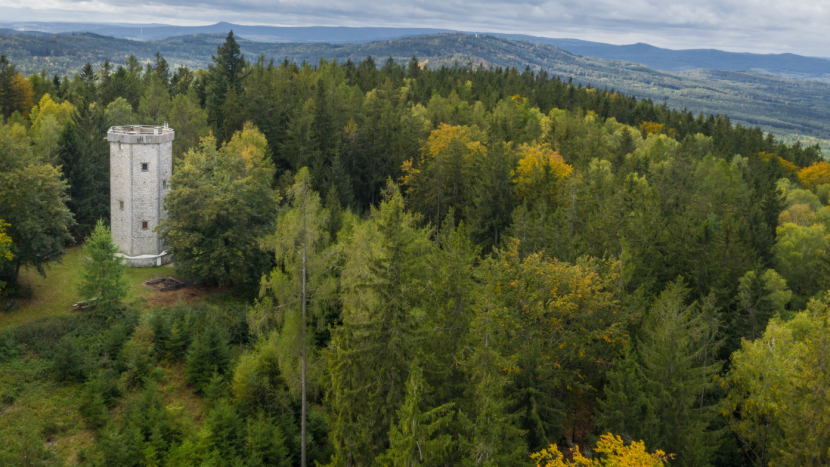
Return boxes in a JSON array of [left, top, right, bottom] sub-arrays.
[[492, 34, 830, 80], [2, 21, 830, 81]]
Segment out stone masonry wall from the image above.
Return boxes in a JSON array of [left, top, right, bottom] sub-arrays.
[[109, 133, 173, 257]]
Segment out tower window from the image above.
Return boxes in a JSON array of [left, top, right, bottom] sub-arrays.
[[141, 163, 149, 172], [119, 201, 124, 210], [162, 179, 167, 188], [142, 221, 148, 229], [119, 143, 123, 150]]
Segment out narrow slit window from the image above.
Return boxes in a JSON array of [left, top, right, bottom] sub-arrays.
[[119, 201, 124, 210], [142, 221, 148, 230], [141, 163, 149, 172], [162, 179, 167, 188], [119, 143, 123, 150]]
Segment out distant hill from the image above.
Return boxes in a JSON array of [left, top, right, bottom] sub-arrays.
[[3, 22, 830, 81], [0, 22, 453, 43], [1, 31, 829, 148], [0, 28, 50, 37], [493, 34, 830, 80]]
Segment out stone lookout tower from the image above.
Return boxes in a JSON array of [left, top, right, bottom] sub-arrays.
[[107, 124, 174, 267]]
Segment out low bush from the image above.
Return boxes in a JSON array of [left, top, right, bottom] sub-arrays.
[[185, 323, 231, 393], [51, 336, 86, 383]]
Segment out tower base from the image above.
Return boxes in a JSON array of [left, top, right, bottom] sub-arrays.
[[116, 251, 172, 268]]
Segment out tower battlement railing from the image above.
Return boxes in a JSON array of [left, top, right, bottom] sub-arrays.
[[107, 124, 175, 144], [108, 124, 175, 135]]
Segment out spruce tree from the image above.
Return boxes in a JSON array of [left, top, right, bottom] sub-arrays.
[[185, 324, 231, 393], [325, 181, 434, 465], [595, 345, 652, 443], [64, 91, 109, 235], [375, 363, 454, 466], [206, 31, 247, 141], [77, 220, 128, 313], [636, 282, 723, 466]]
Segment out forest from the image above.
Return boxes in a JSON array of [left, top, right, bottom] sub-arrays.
[[1, 31, 830, 466], [3, 30, 830, 152]]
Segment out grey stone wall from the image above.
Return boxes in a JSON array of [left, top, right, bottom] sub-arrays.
[[108, 128, 173, 259]]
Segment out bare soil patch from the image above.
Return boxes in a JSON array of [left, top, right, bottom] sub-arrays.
[[141, 275, 226, 308]]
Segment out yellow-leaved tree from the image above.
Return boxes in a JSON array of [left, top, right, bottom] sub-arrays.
[[638, 121, 664, 136], [478, 238, 627, 447], [513, 143, 573, 206], [797, 161, 830, 190], [29, 93, 75, 133], [0, 219, 12, 292], [724, 293, 830, 466], [401, 123, 485, 228], [531, 433, 669, 467]]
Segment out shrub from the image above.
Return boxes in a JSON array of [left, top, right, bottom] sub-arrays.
[[79, 371, 121, 430], [118, 322, 155, 388], [244, 411, 290, 467], [185, 324, 231, 393], [201, 400, 244, 461], [51, 336, 86, 383], [79, 382, 108, 431]]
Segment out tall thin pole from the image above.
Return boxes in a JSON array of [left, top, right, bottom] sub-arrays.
[[301, 241, 307, 467]]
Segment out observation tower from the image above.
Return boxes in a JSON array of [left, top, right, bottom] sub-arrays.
[[106, 124, 174, 267]]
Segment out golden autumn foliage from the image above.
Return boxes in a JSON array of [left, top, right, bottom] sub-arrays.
[[513, 143, 573, 204], [777, 157, 799, 173], [482, 239, 626, 394], [0, 219, 11, 262], [638, 121, 664, 136], [29, 94, 75, 132], [531, 433, 669, 467], [400, 123, 484, 224], [11, 73, 34, 118], [420, 123, 484, 167], [797, 161, 830, 189]]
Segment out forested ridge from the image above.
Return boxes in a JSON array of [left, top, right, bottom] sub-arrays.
[[1, 32, 830, 466], [3, 31, 830, 149]]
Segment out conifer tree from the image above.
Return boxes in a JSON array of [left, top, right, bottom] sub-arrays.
[[77, 220, 128, 313], [375, 363, 454, 466], [325, 181, 433, 465], [595, 345, 652, 444], [251, 167, 336, 467], [636, 282, 723, 466], [185, 324, 231, 393], [138, 73, 171, 125], [461, 274, 527, 466], [206, 31, 247, 141], [152, 51, 170, 88]]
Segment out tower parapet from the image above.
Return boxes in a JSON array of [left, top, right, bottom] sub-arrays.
[[107, 124, 174, 267]]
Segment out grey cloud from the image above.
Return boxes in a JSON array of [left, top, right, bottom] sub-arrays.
[[1, 0, 828, 56]]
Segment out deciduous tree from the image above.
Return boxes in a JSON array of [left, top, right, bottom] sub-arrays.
[[160, 123, 278, 289]]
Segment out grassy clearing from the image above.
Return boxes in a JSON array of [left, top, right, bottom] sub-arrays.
[[0, 355, 94, 465], [0, 246, 240, 464], [0, 246, 176, 329]]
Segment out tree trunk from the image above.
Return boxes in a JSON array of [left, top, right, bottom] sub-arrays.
[[301, 243, 307, 467]]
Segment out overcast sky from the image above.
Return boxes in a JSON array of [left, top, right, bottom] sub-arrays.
[[1, 0, 828, 56]]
